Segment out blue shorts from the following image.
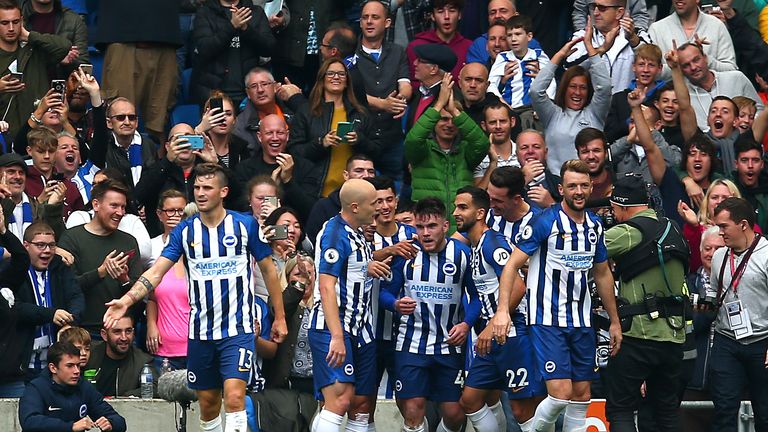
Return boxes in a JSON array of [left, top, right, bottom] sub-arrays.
[[529, 325, 598, 382], [307, 329, 377, 400], [393, 351, 463, 402], [186, 333, 254, 390], [465, 330, 547, 399]]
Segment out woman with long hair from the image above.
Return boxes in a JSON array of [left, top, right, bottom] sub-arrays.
[[288, 58, 379, 198], [195, 91, 250, 170], [531, 24, 615, 173]]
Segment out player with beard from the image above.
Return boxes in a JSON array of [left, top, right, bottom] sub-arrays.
[[454, 186, 545, 432], [381, 197, 480, 432], [492, 160, 622, 432]]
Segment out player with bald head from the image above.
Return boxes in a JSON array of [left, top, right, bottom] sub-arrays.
[[308, 178, 391, 432]]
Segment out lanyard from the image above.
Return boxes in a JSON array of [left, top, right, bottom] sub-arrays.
[[717, 235, 760, 306]]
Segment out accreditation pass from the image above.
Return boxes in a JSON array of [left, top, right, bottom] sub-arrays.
[[725, 300, 754, 340]]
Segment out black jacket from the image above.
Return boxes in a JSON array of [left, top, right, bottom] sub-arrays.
[[233, 93, 308, 153], [0, 230, 32, 385], [90, 104, 159, 189], [191, 0, 277, 103], [16, 256, 85, 374], [233, 150, 321, 223], [19, 369, 126, 432], [94, 0, 181, 48], [273, 0, 348, 67], [288, 98, 380, 199], [262, 284, 306, 389], [83, 341, 157, 398], [304, 188, 341, 247], [726, 9, 768, 84]]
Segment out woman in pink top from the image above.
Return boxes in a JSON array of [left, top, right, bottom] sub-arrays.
[[146, 190, 191, 370]]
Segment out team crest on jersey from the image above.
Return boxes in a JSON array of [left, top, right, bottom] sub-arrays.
[[222, 234, 237, 248], [545, 361, 556, 373], [587, 231, 597, 245], [344, 364, 355, 376], [443, 262, 457, 276], [187, 371, 197, 383], [79, 404, 87, 418], [324, 248, 340, 264], [520, 225, 533, 240], [492, 248, 510, 266]]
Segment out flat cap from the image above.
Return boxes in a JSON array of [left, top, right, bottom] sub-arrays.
[[414, 44, 457, 73], [0, 153, 27, 173]]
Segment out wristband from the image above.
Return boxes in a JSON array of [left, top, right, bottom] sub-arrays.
[[30, 112, 43, 126], [138, 275, 154, 293]]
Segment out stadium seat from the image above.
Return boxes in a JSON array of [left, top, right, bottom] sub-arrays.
[[169, 104, 202, 129]]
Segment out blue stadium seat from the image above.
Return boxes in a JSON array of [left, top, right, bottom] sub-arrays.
[[180, 68, 194, 105], [169, 104, 202, 129]]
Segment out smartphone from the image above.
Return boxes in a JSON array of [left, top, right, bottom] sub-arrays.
[[51, 172, 65, 182], [80, 64, 93, 75], [51, 79, 66, 93], [337, 119, 361, 141], [10, 72, 22, 81], [270, 224, 288, 240], [209, 97, 223, 113], [264, 196, 279, 207], [125, 249, 137, 260], [180, 134, 205, 150]]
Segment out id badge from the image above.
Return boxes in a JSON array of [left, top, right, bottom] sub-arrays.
[[725, 300, 754, 339]]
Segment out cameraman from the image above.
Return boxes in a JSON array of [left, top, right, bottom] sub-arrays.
[[603, 174, 689, 432]]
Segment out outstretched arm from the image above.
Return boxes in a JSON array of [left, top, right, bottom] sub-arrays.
[[103, 257, 174, 329]]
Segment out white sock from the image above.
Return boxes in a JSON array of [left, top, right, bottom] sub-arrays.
[[345, 418, 369, 432], [531, 396, 569, 432], [562, 401, 589, 432], [402, 418, 426, 432], [435, 418, 459, 432], [467, 404, 499, 432], [224, 410, 247, 432], [201, 415, 223, 432], [519, 417, 534, 432], [489, 400, 506, 432], [367, 421, 376, 431], [313, 409, 344, 432]]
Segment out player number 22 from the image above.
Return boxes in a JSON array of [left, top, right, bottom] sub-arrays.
[[238, 348, 254, 369], [506, 368, 529, 388]]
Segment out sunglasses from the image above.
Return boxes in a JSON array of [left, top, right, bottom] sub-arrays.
[[109, 114, 138, 122], [588, 3, 622, 11]]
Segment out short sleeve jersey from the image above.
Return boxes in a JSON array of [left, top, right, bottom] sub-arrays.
[[310, 215, 374, 337], [516, 204, 607, 327], [161, 211, 271, 340]]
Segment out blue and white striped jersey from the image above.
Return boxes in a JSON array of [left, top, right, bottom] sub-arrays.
[[471, 229, 526, 337], [370, 223, 418, 341], [516, 204, 607, 327], [487, 206, 541, 246], [310, 215, 374, 338], [161, 211, 272, 340], [381, 238, 481, 355], [489, 48, 555, 108]]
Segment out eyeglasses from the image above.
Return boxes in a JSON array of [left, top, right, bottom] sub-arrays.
[[29, 241, 56, 250], [247, 81, 276, 90], [109, 114, 138, 122], [160, 208, 184, 216], [588, 3, 623, 11], [325, 70, 347, 78]]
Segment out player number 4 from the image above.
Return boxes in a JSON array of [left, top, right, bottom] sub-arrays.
[[506, 368, 529, 388], [454, 370, 467, 386]]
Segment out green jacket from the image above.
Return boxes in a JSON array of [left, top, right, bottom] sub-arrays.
[[22, 0, 90, 72], [405, 108, 488, 232], [0, 31, 70, 140], [605, 209, 688, 343]]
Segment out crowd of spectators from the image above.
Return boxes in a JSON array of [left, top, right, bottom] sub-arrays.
[[0, 0, 765, 431]]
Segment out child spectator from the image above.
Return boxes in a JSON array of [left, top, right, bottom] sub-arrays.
[[488, 15, 555, 109], [58, 327, 91, 370]]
